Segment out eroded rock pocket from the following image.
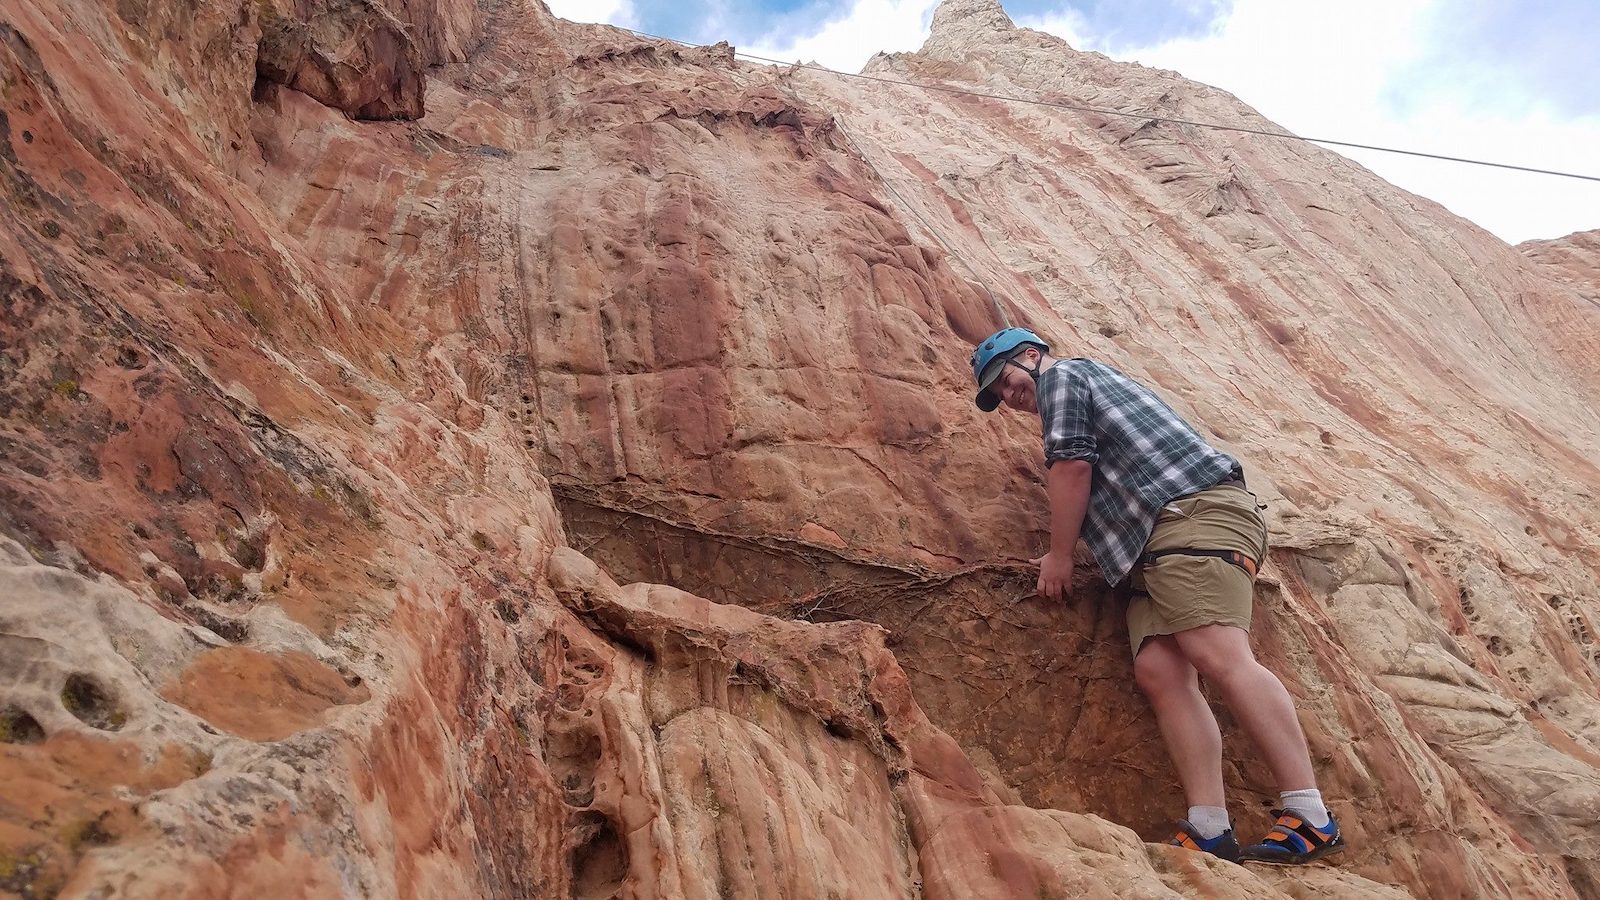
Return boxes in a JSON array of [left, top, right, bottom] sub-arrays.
[[567, 809, 627, 900], [0, 706, 45, 743], [62, 674, 126, 731], [546, 715, 601, 808]]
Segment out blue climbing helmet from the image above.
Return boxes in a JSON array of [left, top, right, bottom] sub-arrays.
[[971, 327, 1049, 411]]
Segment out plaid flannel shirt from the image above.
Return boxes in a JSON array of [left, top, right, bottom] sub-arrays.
[[1036, 358, 1239, 584]]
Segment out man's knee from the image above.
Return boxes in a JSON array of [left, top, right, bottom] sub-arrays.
[[1175, 625, 1256, 682], [1133, 640, 1191, 699]]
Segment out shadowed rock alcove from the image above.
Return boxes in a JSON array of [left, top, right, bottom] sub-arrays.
[[553, 481, 1275, 837]]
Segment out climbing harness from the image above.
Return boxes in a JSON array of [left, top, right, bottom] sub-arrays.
[[1133, 471, 1262, 582], [1140, 547, 1258, 580]]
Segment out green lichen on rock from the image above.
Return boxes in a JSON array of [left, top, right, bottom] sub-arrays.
[[0, 847, 50, 898]]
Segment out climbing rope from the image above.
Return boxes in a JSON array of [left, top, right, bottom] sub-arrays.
[[620, 25, 1600, 184], [830, 114, 1013, 329], [757, 66, 1015, 328]]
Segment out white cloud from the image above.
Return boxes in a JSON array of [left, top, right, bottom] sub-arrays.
[[741, 0, 942, 73], [1039, 0, 1600, 243], [543, 0, 1600, 242], [546, 0, 637, 28]]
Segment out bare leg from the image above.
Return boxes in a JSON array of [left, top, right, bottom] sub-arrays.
[[1173, 624, 1316, 791], [1134, 635, 1226, 808]]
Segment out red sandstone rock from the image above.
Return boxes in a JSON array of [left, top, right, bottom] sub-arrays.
[[256, 0, 428, 119], [383, 0, 482, 65], [160, 647, 370, 741], [0, 0, 1598, 896], [1523, 229, 1600, 284]]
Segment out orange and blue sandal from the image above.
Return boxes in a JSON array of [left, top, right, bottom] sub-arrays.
[[1242, 809, 1345, 865], [1169, 821, 1242, 862]]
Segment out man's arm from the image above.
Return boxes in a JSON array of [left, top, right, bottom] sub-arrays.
[[1032, 361, 1097, 601], [1034, 459, 1091, 600]]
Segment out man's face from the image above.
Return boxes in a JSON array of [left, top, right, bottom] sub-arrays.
[[996, 349, 1040, 412]]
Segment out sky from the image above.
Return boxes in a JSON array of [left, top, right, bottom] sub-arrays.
[[545, 0, 1600, 244]]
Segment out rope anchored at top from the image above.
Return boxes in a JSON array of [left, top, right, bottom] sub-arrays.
[[831, 115, 1013, 329], [758, 59, 1015, 329], [619, 25, 1600, 184]]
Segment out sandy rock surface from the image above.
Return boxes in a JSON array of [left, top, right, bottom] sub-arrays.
[[1, 0, 1597, 897]]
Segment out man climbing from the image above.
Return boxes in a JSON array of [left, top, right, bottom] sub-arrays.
[[971, 326, 1345, 866]]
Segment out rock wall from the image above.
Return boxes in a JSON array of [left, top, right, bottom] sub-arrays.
[[1, 0, 1597, 897]]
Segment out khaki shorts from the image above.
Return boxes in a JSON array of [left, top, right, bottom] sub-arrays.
[[1126, 484, 1267, 656]]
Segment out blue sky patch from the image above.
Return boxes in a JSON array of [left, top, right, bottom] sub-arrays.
[[628, 0, 857, 46], [625, 1, 1232, 52], [1007, 0, 1230, 51], [1392, 0, 1599, 118]]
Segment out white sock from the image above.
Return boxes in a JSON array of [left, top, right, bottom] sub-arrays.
[[1187, 805, 1231, 839], [1280, 788, 1329, 827]]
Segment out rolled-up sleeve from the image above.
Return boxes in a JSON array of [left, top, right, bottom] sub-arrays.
[[1037, 363, 1098, 467]]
